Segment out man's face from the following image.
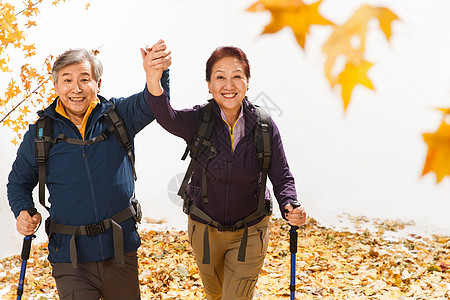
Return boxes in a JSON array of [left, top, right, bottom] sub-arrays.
[[54, 61, 101, 123]]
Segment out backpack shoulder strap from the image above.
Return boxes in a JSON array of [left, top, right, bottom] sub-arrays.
[[33, 104, 137, 210], [102, 102, 136, 180], [253, 105, 273, 219], [34, 115, 53, 210], [181, 101, 215, 160], [254, 106, 272, 172], [178, 101, 216, 202]]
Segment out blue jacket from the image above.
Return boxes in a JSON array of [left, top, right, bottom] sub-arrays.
[[7, 71, 169, 263]]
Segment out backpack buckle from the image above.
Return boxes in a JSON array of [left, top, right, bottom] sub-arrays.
[[35, 138, 46, 164], [217, 225, 237, 232], [84, 222, 106, 237], [260, 123, 270, 132], [131, 198, 142, 223], [182, 198, 190, 214]]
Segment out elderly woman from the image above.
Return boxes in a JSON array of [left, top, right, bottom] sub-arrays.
[[142, 40, 307, 300]]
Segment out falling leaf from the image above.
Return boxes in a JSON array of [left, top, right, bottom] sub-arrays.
[[247, 0, 333, 49], [85, 3, 91, 10], [337, 60, 374, 109], [422, 120, 450, 182], [437, 107, 450, 115], [322, 5, 398, 110]]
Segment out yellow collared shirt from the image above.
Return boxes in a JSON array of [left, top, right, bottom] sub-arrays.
[[56, 98, 100, 139]]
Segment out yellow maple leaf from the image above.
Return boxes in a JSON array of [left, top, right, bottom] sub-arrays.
[[23, 5, 39, 18], [19, 106, 31, 115], [23, 44, 36, 53], [13, 125, 22, 133], [1, 4, 17, 26], [2, 118, 12, 126], [373, 6, 399, 41], [5, 79, 20, 100], [323, 5, 398, 82], [25, 50, 36, 58], [247, 0, 333, 49], [26, 20, 37, 28], [8, 28, 26, 45], [422, 120, 450, 183], [337, 60, 374, 110], [436, 107, 450, 115], [0, 57, 11, 72], [85, 3, 91, 10], [11, 137, 19, 146], [322, 5, 398, 110]]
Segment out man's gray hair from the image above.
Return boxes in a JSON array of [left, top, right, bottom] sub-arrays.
[[52, 48, 103, 83]]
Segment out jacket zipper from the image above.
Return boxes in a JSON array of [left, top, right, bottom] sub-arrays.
[[224, 124, 234, 225], [82, 145, 104, 258]]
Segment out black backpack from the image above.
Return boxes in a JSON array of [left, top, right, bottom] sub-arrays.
[[34, 102, 136, 210], [33, 102, 144, 267], [177, 100, 273, 263]]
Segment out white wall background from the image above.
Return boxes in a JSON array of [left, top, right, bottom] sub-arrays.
[[1, 0, 450, 258]]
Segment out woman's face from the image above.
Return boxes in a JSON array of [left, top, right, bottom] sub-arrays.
[[207, 56, 249, 113]]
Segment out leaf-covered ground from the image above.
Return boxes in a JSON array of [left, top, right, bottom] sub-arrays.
[[1, 217, 449, 299]]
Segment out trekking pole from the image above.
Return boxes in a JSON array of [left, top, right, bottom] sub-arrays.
[[16, 207, 37, 300], [285, 201, 301, 300]]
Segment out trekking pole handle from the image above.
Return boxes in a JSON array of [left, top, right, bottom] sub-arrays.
[[284, 200, 301, 213], [284, 200, 301, 229], [284, 201, 301, 254], [21, 207, 37, 261]]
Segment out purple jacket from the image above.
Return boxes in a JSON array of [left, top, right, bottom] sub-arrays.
[[147, 91, 298, 226]]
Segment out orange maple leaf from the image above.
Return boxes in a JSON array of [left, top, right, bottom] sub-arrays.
[[337, 60, 374, 110], [11, 137, 19, 146], [85, 3, 91, 10], [22, 5, 39, 18], [23, 44, 36, 53], [323, 5, 398, 82], [322, 5, 398, 110], [0, 57, 11, 72], [19, 106, 31, 115], [1, 4, 17, 26], [2, 118, 12, 127], [12, 126, 21, 133], [8, 29, 26, 45], [5, 80, 20, 100], [247, 0, 333, 49], [25, 20, 37, 28], [374, 6, 399, 41], [422, 120, 450, 183], [437, 107, 450, 115]]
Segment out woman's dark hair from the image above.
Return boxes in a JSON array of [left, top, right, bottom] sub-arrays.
[[205, 46, 250, 81]]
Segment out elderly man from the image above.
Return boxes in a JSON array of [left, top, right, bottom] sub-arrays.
[[7, 45, 171, 299]]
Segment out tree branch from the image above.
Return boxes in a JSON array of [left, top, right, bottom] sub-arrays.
[[0, 79, 49, 124], [15, 0, 44, 17]]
